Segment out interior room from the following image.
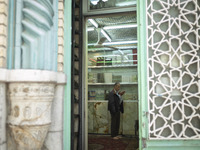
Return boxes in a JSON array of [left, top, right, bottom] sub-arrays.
[[86, 12, 139, 149]]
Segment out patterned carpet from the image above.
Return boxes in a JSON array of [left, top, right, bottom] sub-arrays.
[[88, 134, 139, 150]]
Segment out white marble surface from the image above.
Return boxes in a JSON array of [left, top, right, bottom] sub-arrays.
[[4, 69, 67, 150], [7, 83, 55, 126], [43, 84, 65, 150], [49, 85, 64, 131], [0, 69, 66, 83], [123, 102, 138, 135], [93, 102, 109, 134], [0, 83, 6, 150], [7, 82, 54, 149], [88, 102, 94, 133], [88, 101, 138, 135], [0, 69, 7, 81], [0, 143, 6, 150], [43, 132, 63, 150]]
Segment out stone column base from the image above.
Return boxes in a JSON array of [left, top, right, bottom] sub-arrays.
[[3, 69, 66, 150]]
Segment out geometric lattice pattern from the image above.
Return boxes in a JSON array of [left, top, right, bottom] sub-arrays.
[[147, 0, 200, 139]]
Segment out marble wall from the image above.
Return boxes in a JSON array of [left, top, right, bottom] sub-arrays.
[[123, 101, 138, 135], [88, 101, 138, 136], [93, 102, 109, 134]]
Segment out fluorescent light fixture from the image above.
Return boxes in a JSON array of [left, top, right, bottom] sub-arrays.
[[103, 40, 138, 45], [116, 1, 137, 7], [94, 54, 120, 57], [101, 29, 111, 42], [87, 27, 95, 31], [102, 0, 108, 1], [118, 50, 124, 55], [88, 19, 98, 28], [88, 40, 137, 46], [103, 23, 137, 30], [124, 56, 129, 60], [90, 0, 99, 5]]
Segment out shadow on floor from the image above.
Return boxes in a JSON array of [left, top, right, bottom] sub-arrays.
[[88, 134, 139, 150]]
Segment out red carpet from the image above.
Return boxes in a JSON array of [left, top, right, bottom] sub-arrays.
[[88, 134, 139, 150]]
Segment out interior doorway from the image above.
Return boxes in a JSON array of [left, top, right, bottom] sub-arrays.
[[84, 13, 139, 149]]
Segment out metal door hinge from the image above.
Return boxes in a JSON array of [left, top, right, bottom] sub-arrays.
[[142, 137, 147, 148], [143, 111, 149, 117]]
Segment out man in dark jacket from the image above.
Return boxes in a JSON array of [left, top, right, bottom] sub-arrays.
[[108, 82, 125, 139]]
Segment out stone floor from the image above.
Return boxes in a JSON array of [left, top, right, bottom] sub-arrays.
[[88, 134, 139, 150]]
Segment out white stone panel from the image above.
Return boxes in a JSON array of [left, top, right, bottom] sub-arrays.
[[0, 83, 6, 150], [49, 85, 64, 131], [43, 132, 63, 150]]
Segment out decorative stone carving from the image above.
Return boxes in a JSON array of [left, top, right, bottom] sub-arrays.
[[5, 69, 66, 150], [7, 83, 55, 150]]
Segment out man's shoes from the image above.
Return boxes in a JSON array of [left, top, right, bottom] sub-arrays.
[[117, 135, 122, 139], [112, 136, 119, 140]]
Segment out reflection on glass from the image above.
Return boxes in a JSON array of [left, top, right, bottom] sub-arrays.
[[89, 0, 137, 10]]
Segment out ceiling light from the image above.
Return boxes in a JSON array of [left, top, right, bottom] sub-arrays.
[[103, 23, 137, 30], [102, 0, 108, 2], [118, 50, 124, 55], [101, 29, 111, 42], [87, 27, 95, 31], [90, 0, 99, 5], [103, 40, 138, 45], [124, 56, 129, 60], [88, 40, 138, 46], [88, 19, 98, 28], [94, 54, 120, 57], [116, 1, 137, 7]]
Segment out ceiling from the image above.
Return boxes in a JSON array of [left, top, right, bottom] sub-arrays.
[[87, 13, 137, 50]]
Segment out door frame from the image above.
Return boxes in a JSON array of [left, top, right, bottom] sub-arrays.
[[137, 0, 148, 149], [83, 11, 140, 150]]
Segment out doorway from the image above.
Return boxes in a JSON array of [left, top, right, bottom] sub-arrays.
[[84, 13, 139, 149]]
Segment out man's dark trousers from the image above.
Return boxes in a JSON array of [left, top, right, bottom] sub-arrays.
[[111, 111, 120, 137]]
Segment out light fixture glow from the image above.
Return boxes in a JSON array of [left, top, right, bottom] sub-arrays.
[[90, 0, 99, 5], [101, 29, 111, 42], [94, 54, 120, 58], [124, 56, 129, 60], [103, 23, 137, 30], [88, 19, 98, 28], [115, 1, 137, 7], [118, 50, 124, 55], [87, 27, 95, 31], [103, 40, 138, 45], [88, 40, 138, 46], [102, 0, 108, 2]]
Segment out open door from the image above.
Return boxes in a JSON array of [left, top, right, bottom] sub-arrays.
[[84, 12, 139, 149], [139, 0, 200, 149]]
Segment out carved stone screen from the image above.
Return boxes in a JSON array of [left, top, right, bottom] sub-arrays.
[[147, 0, 200, 139]]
